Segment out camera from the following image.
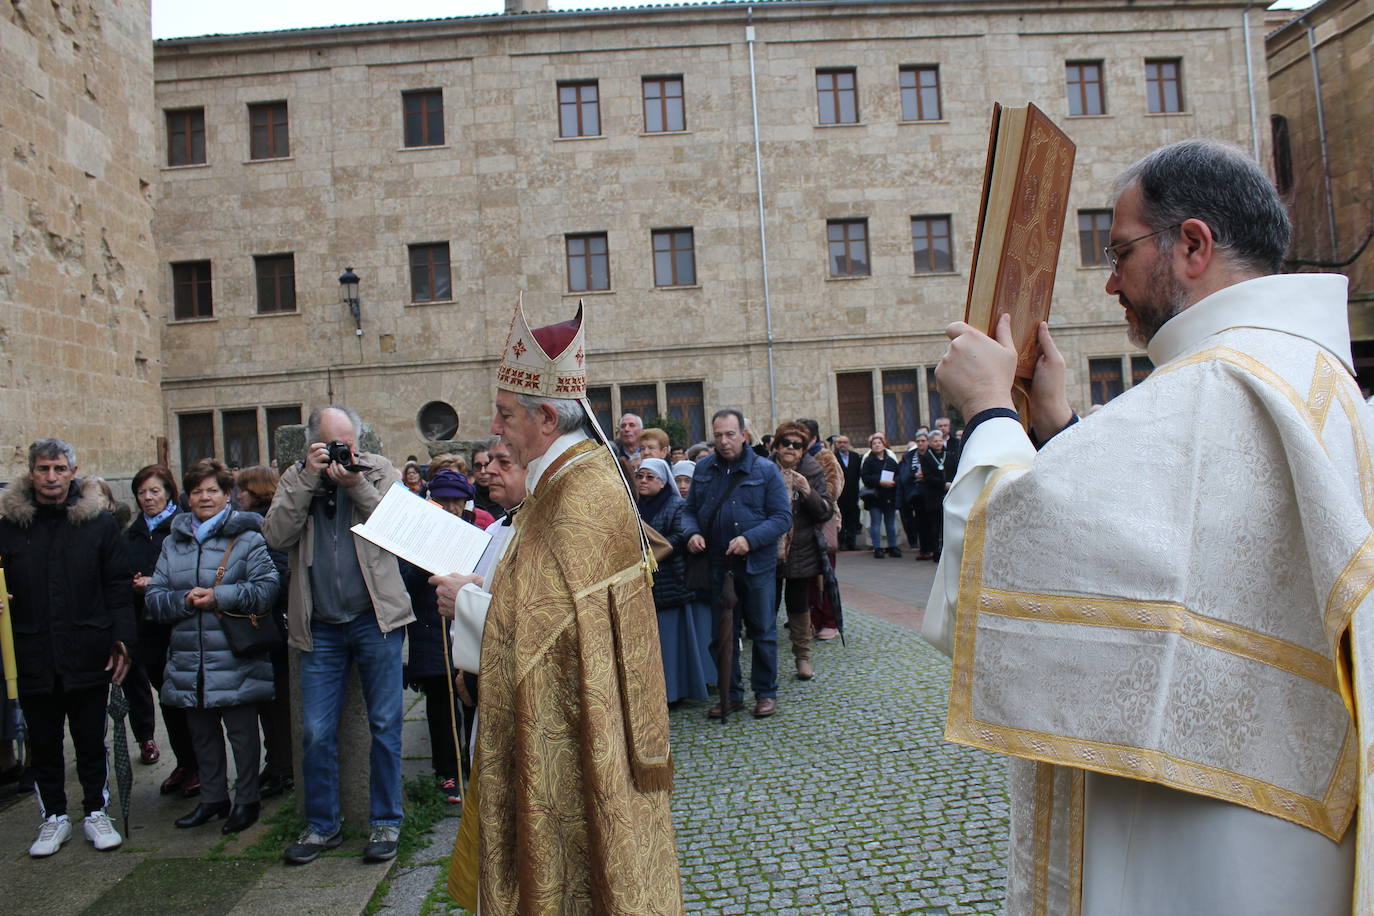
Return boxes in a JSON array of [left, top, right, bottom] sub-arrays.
[[326, 440, 353, 467]]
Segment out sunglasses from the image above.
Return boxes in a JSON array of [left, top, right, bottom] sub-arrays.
[[633, 472, 660, 481], [777, 439, 805, 450]]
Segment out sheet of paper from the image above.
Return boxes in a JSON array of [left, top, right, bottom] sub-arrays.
[[880, 469, 895, 484], [352, 482, 493, 576]]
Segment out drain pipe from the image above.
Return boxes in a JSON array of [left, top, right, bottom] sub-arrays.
[[1305, 19, 1339, 259], [1242, 4, 1259, 158], [746, 9, 778, 429]]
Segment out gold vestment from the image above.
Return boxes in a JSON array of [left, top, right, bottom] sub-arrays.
[[450, 439, 682, 915]]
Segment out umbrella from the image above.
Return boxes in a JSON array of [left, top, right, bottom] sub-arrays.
[[712, 569, 739, 724], [814, 528, 846, 646], [106, 683, 134, 836], [0, 566, 26, 753]]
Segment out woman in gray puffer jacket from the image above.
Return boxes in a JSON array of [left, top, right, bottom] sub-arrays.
[[146, 459, 279, 836]]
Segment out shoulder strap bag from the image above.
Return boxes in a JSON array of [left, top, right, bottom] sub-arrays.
[[212, 534, 282, 657]]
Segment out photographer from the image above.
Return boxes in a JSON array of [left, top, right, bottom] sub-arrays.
[[262, 405, 413, 866]]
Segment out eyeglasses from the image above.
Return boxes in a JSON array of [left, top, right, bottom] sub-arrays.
[[632, 472, 659, 481], [777, 439, 805, 450], [1102, 224, 1181, 273], [472, 461, 490, 470]]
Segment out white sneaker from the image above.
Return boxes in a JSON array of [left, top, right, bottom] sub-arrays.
[[83, 811, 122, 850], [29, 815, 71, 857]]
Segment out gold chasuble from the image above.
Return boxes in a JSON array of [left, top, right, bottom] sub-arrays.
[[925, 274, 1374, 914], [453, 437, 682, 915]]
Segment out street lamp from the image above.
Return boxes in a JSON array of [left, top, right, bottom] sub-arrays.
[[339, 267, 362, 336]]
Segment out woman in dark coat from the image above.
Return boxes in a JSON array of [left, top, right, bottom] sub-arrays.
[[146, 459, 279, 835], [125, 465, 201, 794], [235, 465, 294, 799], [860, 432, 901, 558], [770, 422, 832, 681], [918, 429, 953, 561], [634, 458, 711, 704]]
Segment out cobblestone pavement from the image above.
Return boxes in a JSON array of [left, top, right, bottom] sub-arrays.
[[415, 551, 1010, 914], [667, 604, 1008, 915]]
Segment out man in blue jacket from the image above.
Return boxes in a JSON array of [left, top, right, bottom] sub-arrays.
[[683, 409, 791, 718]]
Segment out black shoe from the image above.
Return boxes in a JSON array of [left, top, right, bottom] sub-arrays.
[[175, 800, 231, 828], [887, 547, 902, 558], [363, 825, 400, 863], [221, 802, 261, 834], [873, 549, 884, 559], [283, 826, 344, 865], [258, 771, 293, 799]]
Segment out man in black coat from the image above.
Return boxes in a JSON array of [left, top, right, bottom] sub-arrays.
[[831, 435, 863, 550], [0, 438, 134, 858]]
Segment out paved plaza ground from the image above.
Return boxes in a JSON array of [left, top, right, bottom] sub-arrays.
[[0, 550, 1010, 915]]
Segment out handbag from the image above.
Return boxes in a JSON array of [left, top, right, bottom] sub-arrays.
[[212, 534, 283, 657]]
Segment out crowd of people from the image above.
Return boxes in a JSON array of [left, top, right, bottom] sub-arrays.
[[3, 137, 1359, 914], [0, 402, 935, 870]]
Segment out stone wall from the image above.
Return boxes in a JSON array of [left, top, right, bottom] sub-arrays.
[[1267, 0, 1374, 341], [1, 0, 162, 481], [153, 0, 1267, 468]]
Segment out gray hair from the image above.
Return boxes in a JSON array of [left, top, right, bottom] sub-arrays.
[[306, 405, 363, 443], [1114, 139, 1290, 275], [29, 438, 76, 470], [516, 394, 595, 436]]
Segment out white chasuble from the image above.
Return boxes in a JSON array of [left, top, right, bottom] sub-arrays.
[[925, 274, 1374, 915]]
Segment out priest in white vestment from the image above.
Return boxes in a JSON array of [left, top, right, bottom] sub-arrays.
[[924, 139, 1373, 915]]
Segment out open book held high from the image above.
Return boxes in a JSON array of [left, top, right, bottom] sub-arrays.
[[964, 102, 1077, 382]]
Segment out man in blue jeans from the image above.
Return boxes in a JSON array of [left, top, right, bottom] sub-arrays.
[[683, 409, 791, 718], [263, 406, 414, 864]]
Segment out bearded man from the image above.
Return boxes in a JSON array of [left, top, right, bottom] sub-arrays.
[[440, 301, 682, 915], [926, 139, 1373, 914]]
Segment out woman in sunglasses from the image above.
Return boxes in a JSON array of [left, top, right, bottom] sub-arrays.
[[769, 422, 833, 681]]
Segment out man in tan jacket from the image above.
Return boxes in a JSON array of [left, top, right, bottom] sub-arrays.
[[262, 405, 413, 867]]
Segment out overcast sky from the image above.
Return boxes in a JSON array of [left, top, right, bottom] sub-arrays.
[[152, 0, 1318, 40]]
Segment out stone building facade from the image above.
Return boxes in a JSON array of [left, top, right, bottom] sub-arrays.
[[152, 0, 1271, 470], [1267, 0, 1374, 391], [2, 1, 162, 481]]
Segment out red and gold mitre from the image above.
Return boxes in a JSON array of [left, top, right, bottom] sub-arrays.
[[495, 298, 587, 400]]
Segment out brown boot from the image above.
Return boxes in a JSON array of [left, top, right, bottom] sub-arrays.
[[796, 657, 814, 680]]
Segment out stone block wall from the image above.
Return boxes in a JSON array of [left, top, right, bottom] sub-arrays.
[[152, 0, 1267, 468], [1, 0, 161, 481], [1267, 0, 1374, 342]]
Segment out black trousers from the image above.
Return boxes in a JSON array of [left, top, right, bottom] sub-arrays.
[[186, 704, 261, 805], [838, 499, 861, 549], [416, 675, 461, 780], [21, 681, 109, 818], [129, 652, 196, 770], [257, 643, 293, 778]]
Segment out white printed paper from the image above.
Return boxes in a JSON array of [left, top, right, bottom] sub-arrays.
[[880, 469, 895, 484], [351, 482, 493, 576]]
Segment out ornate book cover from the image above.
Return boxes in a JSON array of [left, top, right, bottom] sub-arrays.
[[964, 103, 1076, 380]]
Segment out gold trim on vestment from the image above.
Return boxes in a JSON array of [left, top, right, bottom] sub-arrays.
[[1032, 763, 1054, 916], [976, 587, 1340, 693], [948, 463, 1355, 841], [947, 713, 1354, 841], [1155, 346, 1310, 421], [1308, 352, 1341, 437], [1325, 534, 1374, 652], [1333, 377, 1374, 526], [1068, 768, 1085, 916]]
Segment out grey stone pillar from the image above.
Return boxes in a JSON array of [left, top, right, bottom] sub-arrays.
[[276, 423, 385, 833]]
